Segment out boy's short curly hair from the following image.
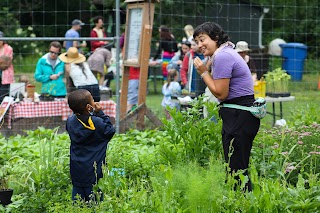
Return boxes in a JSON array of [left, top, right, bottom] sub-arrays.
[[67, 89, 92, 114]]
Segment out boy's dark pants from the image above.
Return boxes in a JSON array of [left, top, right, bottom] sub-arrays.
[[72, 186, 103, 202], [219, 107, 260, 191]]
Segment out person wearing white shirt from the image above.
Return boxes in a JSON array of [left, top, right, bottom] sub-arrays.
[[59, 47, 100, 101]]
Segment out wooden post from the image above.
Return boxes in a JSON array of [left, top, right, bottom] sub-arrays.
[[120, 66, 129, 119], [137, 25, 153, 128]]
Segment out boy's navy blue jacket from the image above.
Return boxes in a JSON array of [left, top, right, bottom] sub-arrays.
[[66, 111, 115, 187]]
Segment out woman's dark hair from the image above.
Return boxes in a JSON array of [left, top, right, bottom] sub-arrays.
[[193, 22, 230, 47], [181, 40, 191, 48], [160, 25, 173, 40], [93, 16, 103, 24], [179, 41, 191, 60], [75, 62, 88, 79]]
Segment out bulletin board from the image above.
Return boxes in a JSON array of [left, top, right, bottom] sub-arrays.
[[120, 0, 158, 131]]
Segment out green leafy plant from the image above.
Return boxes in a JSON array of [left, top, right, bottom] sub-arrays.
[[252, 122, 320, 186], [162, 97, 222, 166], [107, 129, 171, 178], [264, 67, 291, 94], [0, 164, 11, 190]]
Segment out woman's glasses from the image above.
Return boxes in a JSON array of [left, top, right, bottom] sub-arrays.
[[50, 51, 60, 55]]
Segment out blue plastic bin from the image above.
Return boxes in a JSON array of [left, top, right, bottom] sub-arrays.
[[280, 43, 308, 81]]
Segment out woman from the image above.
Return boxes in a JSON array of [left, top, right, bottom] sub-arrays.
[[193, 22, 260, 191], [153, 25, 178, 80], [59, 47, 100, 102], [235, 41, 257, 82], [0, 31, 15, 102], [166, 40, 191, 80], [87, 47, 112, 86], [180, 39, 207, 96]]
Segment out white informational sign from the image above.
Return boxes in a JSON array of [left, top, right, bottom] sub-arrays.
[[124, 7, 143, 65]]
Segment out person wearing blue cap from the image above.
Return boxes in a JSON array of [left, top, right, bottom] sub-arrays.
[[64, 19, 87, 52]]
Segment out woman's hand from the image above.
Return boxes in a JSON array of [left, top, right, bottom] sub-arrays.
[[193, 57, 208, 75], [50, 74, 60, 80]]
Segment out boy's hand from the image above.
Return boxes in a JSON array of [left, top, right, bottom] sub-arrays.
[[94, 102, 102, 112]]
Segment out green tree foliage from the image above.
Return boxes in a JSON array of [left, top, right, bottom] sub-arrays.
[[0, 0, 319, 57], [253, 0, 320, 57]]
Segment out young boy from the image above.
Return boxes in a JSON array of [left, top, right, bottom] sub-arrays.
[[66, 89, 115, 202]]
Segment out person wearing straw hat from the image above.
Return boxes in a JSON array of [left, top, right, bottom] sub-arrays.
[[59, 47, 100, 102], [235, 41, 257, 81], [34, 41, 66, 98]]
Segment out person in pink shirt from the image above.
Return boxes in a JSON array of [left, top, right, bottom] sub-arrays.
[[0, 31, 15, 102]]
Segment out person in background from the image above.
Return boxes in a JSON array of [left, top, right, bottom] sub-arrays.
[[152, 25, 178, 80], [0, 55, 10, 72], [180, 39, 207, 96], [183, 24, 194, 42], [193, 22, 260, 192], [166, 40, 191, 81], [126, 61, 155, 113], [59, 47, 100, 102], [64, 19, 87, 53], [126, 66, 140, 113], [90, 16, 108, 52], [161, 69, 181, 120], [87, 47, 112, 86], [235, 41, 257, 82], [0, 31, 15, 102], [34, 41, 66, 98], [66, 89, 115, 202]]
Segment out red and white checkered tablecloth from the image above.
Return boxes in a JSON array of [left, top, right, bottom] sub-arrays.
[[7, 100, 116, 128], [61, 100, 116, 121], [7, 101, 66, 128]]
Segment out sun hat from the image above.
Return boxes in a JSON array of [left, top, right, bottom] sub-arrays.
[[235, 41, 251, 52], [59, 47, 86, 63], [72, 19, 85, 26]]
